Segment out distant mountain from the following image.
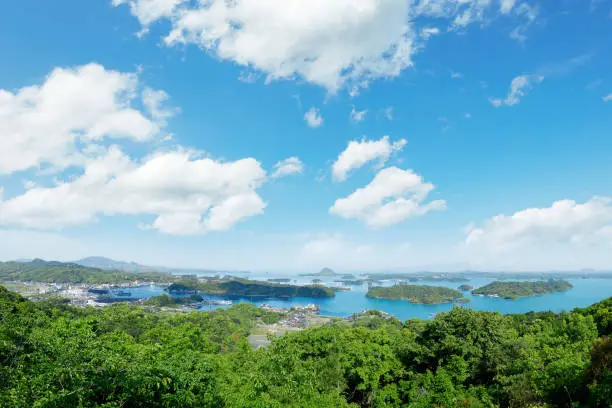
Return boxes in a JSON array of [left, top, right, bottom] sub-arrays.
[[73, 257, 168, 273], [300, 267, 338, 277], [72, 256, 250, 276], [318, 267, 337, 276]]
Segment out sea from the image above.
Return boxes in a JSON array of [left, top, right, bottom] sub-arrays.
[[119, 276, 612, 321]]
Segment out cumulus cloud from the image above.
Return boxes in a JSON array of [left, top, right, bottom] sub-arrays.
[[350, 106, 368, 123], [490, 74, 543, 107], [465, 197, 612, 251], [304, 108, 323, 128], [112, 0, 183, 26], [271, 157, 304, 179], [332, 136, 406, 182], [330, 167, 446, 227], [0, 147, 268, 235], [603, 94, 612, 102], [0, 63, 276, 236], [0, 63, 171, 175], [114, 0, 538, 93]]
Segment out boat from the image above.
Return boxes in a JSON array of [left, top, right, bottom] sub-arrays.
[[114, 290, 132, 297]]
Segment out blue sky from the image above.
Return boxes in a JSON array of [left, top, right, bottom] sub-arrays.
[[0, 0, 611, 272]]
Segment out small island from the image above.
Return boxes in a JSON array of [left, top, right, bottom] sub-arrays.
[[472, 280, 573, 299], [366, 284, 468, 305], [458, 284, 474, 291], [168, 278, 335, 299]]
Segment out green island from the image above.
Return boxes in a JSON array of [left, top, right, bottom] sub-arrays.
[[0, 259, 174, 284], [2, 283, 611, 407], [144, 293, 204, 308], [366, 284, 469, 304], [472, 279, 573, 299], [168, 278, 335, 299], [458, 284, 474, 291], [341, 279, 366, 286]]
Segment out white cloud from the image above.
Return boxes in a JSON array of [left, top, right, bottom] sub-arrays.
[[238, 71, 259, 83], [500, 0, 517, 14], [271, 157, 304, 179], [0, 147, 268, 235], [449, 69, 463, 79], [603, 94, 612, 102], [330, 167, 446, 227], [332, 136, 407, 182], [383, 107, 394, 121], [114, 0, 538, 93], [350, 106, 368, 123], [141, 87, 176, 124], [0, 63, 170, 175], [304, 108, 323, 128], [465, 197, 612, 251], [490, 74, 543, 107], [420, 27, 440, 40], [112, 0, 184, 26], [509, 3, 538, 42]]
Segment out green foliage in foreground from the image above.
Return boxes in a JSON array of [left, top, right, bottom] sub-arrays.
[[0, 259, 174, 284], [168, 278, 335, 299], [472, 279, 573, 299], [366, 284, 467, 304], [1, 285, 612, 407]]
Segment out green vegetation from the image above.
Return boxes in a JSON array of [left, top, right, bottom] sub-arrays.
[[367, 284, 468, 304], [144, 294, 204, 307], [458, 284, 474, 291], [168, 278, 335, 299], [472, 279, 573, 299], [1, 284, 611, 407], [0, 259, 174, 284], [342, 280, 366, 286]]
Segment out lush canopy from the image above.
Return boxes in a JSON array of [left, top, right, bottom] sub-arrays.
[[1, 284, 611, 407]]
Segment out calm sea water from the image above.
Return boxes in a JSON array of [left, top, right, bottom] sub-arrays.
[[125, 277, 612, 321]]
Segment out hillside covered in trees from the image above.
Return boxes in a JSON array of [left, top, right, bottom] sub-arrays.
[[1, 284, 611, 407], [168, 278, 335, 299], [472, 280, 574, 299], [366, 284, 468, 304], [0, 259, 174, 284]]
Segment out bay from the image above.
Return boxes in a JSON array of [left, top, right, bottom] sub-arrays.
[[127, 276, 612, 320]]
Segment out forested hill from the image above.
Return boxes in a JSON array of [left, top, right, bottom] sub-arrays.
[[168, 278, 335, 299], [0, 259, 174, 284], [1, 284, 611, 407], [366, 284, 468, 304], [472, 279, 573, 299]]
